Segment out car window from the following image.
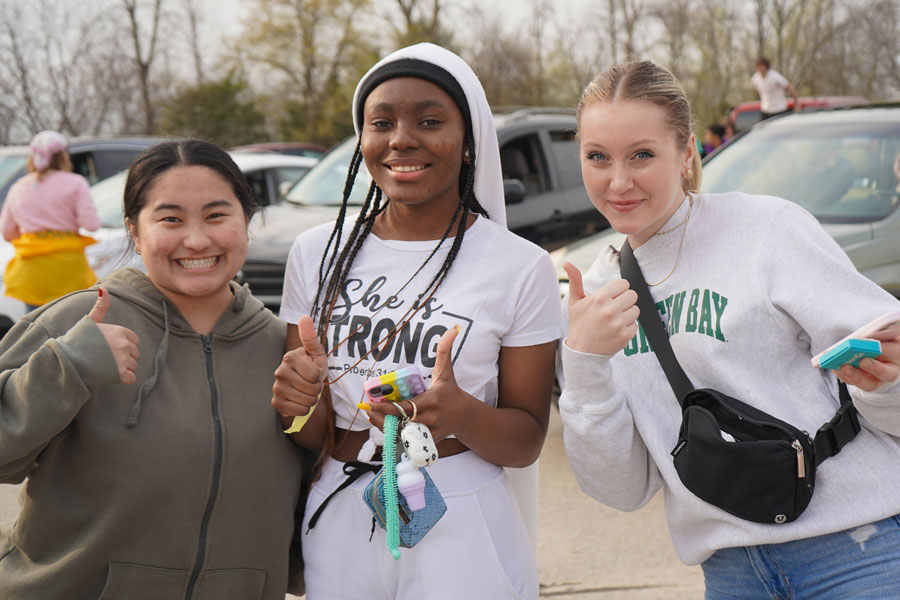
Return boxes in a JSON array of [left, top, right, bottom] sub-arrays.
[[274, 166, 311, 198], [71, 153, 99, 184], [0, 154, 28, 204], [0, 154, 27, 189], [548, 129, 581, 189], [90, 150, 142, 180], [244, 169, 271, 206], [734, 109, 761, 133], [702, 122, 900, 223], [91, 170, 128, 227], [285, 138, 368, 206], [499, 134, 547, 198]]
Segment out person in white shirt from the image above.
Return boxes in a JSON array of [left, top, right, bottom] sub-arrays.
[[751, 56, 801, 119], [271, 43, 560, 600], [560, 59, 900, 599]]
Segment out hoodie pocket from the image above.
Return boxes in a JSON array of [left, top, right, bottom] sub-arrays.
[[98, 562, 190, 599], [193, 568, 266, 600]]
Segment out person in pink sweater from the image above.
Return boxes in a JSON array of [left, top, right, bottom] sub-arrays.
[[0, 131, 101, 311]]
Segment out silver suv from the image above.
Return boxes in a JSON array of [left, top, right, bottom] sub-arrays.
[[240, 108, 608, 309]]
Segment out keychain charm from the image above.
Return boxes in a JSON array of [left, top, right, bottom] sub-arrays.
[[401, 421, 439, 467]]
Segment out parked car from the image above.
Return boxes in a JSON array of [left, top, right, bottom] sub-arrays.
[[553, 104, 900, 298], [231, 141, 328, 158], [730, 96, 868, 133], [0, 151, 319, 338], [0, 136, 161, 207], [240, 108, 610, 311]]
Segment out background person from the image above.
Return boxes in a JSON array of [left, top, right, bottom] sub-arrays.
[[0, 140, 307, 599], [272, 43, 560, 600], [560, 60, 900, 598], [751, 56, 801, 120], [702, 123, 726, 157], [0, 130, 100, 311]]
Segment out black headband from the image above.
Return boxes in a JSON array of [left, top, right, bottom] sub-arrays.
[[355, 58, 471, 132]]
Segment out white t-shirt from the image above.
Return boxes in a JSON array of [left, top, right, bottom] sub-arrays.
[[751, 69, 790, 113], [281, 215, 561, 431], [559, 192, 900, 565]]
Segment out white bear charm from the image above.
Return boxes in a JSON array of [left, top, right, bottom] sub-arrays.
[[400, 421, 439, 467]]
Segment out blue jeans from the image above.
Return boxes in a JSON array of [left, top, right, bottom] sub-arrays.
[[702, 515, 900, 599]]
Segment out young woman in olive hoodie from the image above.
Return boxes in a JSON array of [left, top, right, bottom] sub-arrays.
[[0, 140, 307, 599]]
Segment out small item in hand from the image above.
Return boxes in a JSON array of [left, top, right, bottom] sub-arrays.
[[364, 366, 426, 403], [811, 311, 900, 368], [396, 455, 427, 510], [401, 421, 439, 467], [363, 461, 446, 548], [817, 338, 882, 370]]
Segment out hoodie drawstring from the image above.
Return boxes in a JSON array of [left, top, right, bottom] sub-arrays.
[[127, 300, 171, 427]]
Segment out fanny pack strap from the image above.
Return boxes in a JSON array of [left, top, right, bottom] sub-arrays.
[[619, 240, 694, 403], [618, 239, 859, 466]]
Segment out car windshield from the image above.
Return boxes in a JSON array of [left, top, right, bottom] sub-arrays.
[[0, 153, 27, 188], [91, 170, 128, 227], [284, 138, 369, 206], [702, 121, 900, 223]]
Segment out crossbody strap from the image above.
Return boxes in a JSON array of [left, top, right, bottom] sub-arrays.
[[619, 239, 694, 403], [618, 239, 859, 464]]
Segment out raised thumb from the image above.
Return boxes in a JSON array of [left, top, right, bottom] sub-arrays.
[[562, 262, 586, 305], [432, 324, 459, 382], [297, 315, 326, 363], [88, 287, 109, 323]]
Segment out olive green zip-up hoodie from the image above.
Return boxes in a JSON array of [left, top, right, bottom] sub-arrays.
[[0, 268, 306, 599]]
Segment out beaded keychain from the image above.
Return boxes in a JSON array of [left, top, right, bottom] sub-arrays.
[[382, 413, 402, 560]]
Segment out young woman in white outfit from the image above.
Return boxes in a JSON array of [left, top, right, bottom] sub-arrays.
[[272, 43, 560, 600]]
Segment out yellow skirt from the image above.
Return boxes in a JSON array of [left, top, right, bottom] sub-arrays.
[[5, 231, 97, 306]]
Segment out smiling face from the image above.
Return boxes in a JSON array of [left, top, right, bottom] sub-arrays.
[[360, 77, 466, 215], [579, 99, 694, 248], [128, 165, 249, 311]]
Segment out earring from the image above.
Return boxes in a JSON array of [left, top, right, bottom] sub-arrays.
[[683, 168, 693, 180], [463, 150, 471, 164], [135, 247, 141, 255]]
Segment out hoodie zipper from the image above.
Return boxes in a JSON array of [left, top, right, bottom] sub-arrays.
[[185, 335, 224, 600]]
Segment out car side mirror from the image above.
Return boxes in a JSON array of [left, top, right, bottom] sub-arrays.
[[504, 179, 526, 205]]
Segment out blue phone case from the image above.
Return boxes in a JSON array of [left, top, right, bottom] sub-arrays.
[[818, 338, 882, 370]]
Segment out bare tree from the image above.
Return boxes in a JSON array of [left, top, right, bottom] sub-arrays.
[[237, 0, 374, 143], [182, 0, 205, 84], [650, 0, 692, 80], [391, 0, 453, 47], [0, 2, 43, 135], [616, 0, 646, 59], [122, 0, 165, 133]]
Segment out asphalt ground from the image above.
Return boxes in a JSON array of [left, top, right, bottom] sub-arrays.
[[0, 406, 705, 599]]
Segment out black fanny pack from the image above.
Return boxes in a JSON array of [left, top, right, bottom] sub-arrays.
[[620, 241, 861, 524]]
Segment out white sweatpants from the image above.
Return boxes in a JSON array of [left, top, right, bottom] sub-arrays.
[[301, 452, 539, 600]]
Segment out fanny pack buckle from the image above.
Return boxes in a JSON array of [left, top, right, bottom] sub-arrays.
[[815, 403, 861, 460]]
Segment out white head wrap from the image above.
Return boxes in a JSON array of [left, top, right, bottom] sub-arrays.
[[351, 43, 506, 227], [29, 130, 68, 172]]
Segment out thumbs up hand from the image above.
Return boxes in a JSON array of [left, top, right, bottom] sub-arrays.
[[362, 325, 469, 442], [563, 262, 640, 356], [89, 287, 140, 385], [272, 315, 327, 419]]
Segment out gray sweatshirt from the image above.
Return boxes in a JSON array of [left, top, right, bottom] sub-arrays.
[[559, 192, 900, 565], [0, 268, 306, 599]]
